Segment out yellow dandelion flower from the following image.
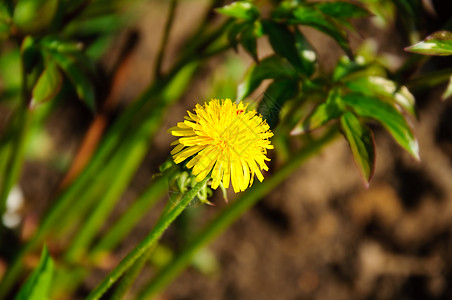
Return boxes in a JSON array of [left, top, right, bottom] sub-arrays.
[[169, 98, 274, 193]]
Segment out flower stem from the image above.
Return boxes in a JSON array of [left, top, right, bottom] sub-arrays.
[[90, 174, 169, 256], [85, 176, 209, 300], [136, 127, 339, 299], [108, 193, 179, 300]]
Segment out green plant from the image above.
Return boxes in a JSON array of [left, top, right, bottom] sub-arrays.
[[0, 0, 451, 299]]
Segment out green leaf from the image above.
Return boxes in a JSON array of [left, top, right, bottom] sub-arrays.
[[333, 56, 367, 81], [405, 31, 452, 56], [40, 37, 83, 54], [20, 35, 38, 73], [340, 93, 419, 160], [48, 50, 96, 112], [13, 0, 59, 34], [237, 55, 297, 101], [340, 112, 375, 185], [31, 61, 62, 107], [272, 1, 295, 20], [14, 246, 54, 300], [289, 4, 352, 58], [262, 21, 303, 72], [315, 2, 370, 19], [345, 76, 416, 117], [294, 28, 317, 77], [227, 21, 249, 51], [292, 91, 343, 135], [258, 78, 299, 129], [216, 1, 260, 21], [443, 75, 452, 100], [262, 21, 317, 76], [239, 22, 259, 62]]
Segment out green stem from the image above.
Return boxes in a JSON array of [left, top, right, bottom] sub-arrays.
[[154, 0, 178, 79], [109, 244, 156, 300], [90, 174, 169, 256], [85, 177, 209, 300], [136, 128, 339, 299], [0, 50, 31, 218], [108, 195, 178, 300]]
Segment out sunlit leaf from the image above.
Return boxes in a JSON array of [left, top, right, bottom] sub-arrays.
[[216, 1, 260, 21], [405, 31, 452, 56], [345, 76, 416, 117], [258, 78, 299, 129], [340, 93, 419, 160], [340, 112, 375, 185], [40, 37, 84, 54], [292, 102, 341, 135], [333, 56, 367, 81], [14, 246, 54, 300], [294, 28, 317, 77], [237, 55, 297, 101], [31, 61, 62, 107]]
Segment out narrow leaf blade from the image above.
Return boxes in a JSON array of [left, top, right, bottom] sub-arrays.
[[405, 31, 452, 56], [290, 5, 352, 58], [14, 246, 54, 300], [443, 75, 452, 100], [294, 28, 317, 77], [262, 20, 304, 73], [340, 112, 375, 185], [345, 76, 417, 117], [31, 61, 62, 107], [340, 93, 419, 160], [293, 90, 343, 135], [239, 23, 259, 62]]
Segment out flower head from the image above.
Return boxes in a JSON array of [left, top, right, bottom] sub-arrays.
[[169, 99, 274, 193]]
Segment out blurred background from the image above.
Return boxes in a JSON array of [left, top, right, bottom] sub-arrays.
[[2, 0, 452, 299]]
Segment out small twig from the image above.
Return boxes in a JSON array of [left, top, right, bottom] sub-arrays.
[[154, 0, 178, 79]]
